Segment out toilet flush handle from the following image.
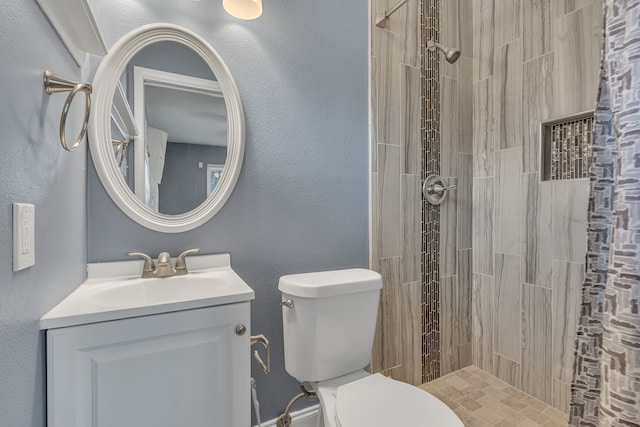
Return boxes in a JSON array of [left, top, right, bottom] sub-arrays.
[[281, 299, 294, 308]]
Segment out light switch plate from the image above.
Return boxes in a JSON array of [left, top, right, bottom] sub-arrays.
[[13, 203, 35, 271]]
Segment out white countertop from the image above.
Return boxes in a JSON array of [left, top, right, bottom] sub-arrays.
[[40, 254, 255, 330]]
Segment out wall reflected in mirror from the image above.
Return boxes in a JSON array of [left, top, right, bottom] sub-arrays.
[[110, 41, 228, 215]]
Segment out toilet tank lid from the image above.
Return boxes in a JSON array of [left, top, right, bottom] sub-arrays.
[[278, 269, 382, 298]]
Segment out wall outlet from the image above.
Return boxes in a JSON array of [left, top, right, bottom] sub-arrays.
[[13, 203, 35, 272]]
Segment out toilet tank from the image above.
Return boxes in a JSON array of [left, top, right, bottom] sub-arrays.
[[279, 269, 382, 383]]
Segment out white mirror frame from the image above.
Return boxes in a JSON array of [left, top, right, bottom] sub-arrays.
[[89, 23, 245, 233]]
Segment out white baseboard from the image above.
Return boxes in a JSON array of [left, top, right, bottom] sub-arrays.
[[254, 404, 320, 427]]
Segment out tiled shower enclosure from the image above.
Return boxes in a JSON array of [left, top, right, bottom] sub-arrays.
[[471, 0, 601, 412], [371, 0, 602, 415]]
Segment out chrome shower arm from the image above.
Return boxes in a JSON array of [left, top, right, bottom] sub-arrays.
[[375, 0, 409, 28]]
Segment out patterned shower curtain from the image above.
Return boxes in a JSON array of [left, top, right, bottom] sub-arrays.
[[569, 1, 640, 426]]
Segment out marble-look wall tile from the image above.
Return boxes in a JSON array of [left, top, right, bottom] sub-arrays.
[[552, 260, 584, 384], [521, 284, 552, 403], [376, 144, 401, 258], [553, 379, 571, 414], [494, 253, 521, 362], [372, 28, 402, 146], [523, 0, 551, 61], [440, 0, 459, 79], [390, 280, 423, 386], [593, 0, 604, 42], [553, 4, 599, 117], [401, 174, 421, 283], [493, 39, 523, 150], [473, 78, 494, 177], [473, 0, 494, 81], [552, 179, 590, 263], [370, 56, 378, 174], [441, 77, 459, 177], [370, 0, 422, 386], [374, 257, 402, 371], [523, 52, 554, 174], [457, 154, 473, 250], [400, 65, 421, 175], [370, 175, 379, 267], [521, 173, 553, 287], [440, 275, 457, 376], [458, 343, 473, 370], [457, 249, 473, 346], [473, 177, 494, 275], [495, 148, 522, 255], [494, 353, 522, 389], [470, 0, 602, 411], [553, 0, 592, 16], [440, 176, 458, 278], [440, 251, 472, 376], [371, 0, 420, 68], [494, 0, 522, 48], [458, 57, 473, 154], [458, 0, 473, 58], [473, 274, 494, 374], [399, 0, 422, 68], [371, 290, 383, 373]]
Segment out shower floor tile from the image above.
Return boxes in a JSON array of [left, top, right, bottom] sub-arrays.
[[419, 366, 568, 427]]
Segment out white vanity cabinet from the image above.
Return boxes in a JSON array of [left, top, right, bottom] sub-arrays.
[[46, 302, 250, 427]]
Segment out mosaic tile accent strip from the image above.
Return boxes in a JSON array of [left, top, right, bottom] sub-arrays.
[[549, 116, 593, 180], [421, 0, 441, 383]]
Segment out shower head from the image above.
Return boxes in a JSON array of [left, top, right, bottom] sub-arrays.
[[427, 41, 461, 64]]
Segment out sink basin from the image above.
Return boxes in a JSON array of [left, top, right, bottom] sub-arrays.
[[40, 254, 255, 330], [87, 275, 232, 308]]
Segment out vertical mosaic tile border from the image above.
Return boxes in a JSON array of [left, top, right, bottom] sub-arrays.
[[541, 113, 594, 181], [421, 0, 441, 383]]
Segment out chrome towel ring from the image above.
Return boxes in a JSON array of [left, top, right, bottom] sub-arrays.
[[43, 71, 93, 151]]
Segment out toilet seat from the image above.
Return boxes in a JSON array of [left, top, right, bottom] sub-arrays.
[[332, 373, 464, 427]]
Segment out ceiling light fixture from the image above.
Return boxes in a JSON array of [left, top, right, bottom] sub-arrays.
[[223, 0, 262, 20]]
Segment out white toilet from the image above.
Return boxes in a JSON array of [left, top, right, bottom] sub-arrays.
[[279, 269, 464, 427]]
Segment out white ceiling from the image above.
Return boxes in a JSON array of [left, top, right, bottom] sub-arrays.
[[145, 85, 228, 146]]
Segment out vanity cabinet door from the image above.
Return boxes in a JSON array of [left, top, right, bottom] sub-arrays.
[[46, 302, 250, 427]]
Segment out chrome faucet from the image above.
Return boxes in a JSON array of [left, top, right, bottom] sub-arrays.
[[128, 248, 200, 278]]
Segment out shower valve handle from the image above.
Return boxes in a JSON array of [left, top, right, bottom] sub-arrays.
[[426, 182, 456, 196], [423, 175, 455, 205]]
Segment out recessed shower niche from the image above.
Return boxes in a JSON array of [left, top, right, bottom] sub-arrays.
[[541, 112, 594, 181]]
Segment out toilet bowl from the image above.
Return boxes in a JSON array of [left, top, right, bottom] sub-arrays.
[[312, 370, 464, 427], [279, 269, 463, 427]]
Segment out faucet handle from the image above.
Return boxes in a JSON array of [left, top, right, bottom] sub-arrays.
[[174, 248, 200, 275], [128, 252, 156, 278]]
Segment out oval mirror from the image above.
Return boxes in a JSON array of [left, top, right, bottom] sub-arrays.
[[89, 23, 244, 233]]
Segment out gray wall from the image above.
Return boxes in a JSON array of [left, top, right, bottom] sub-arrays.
[[0, 1, 88, 426], [159, 143, 227, 215], [86, 0, 369, 422], [0, 0, 367, 425]]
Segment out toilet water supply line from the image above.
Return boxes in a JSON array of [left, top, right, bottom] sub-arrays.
[[251, 377, 262, 427], [250, 334, 271, 427], [275, 384, 317, 427]]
